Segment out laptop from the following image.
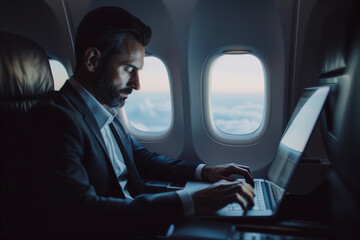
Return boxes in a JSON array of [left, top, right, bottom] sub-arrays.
[[184, 86, 330, 218]]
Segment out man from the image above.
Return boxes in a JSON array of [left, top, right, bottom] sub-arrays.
[[25, 7, 254, 239]]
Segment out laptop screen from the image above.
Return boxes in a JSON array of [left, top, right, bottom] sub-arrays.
[[267, 86, 330, 189]]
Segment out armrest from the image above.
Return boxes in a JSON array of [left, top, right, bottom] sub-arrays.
[[143, 180, 186, 193]]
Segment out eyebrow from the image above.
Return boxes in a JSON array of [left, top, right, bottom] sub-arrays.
[[126, 64, 142, 70]]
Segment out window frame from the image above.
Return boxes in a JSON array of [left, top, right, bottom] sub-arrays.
[[118, 54, 174, 141], [202, 49, 271, 145]]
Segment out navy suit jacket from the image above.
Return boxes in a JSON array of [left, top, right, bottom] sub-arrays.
[[25, 81, 199, 239]]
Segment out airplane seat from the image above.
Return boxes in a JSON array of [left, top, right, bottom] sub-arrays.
[[328, 22, 360, 240], [317, 1, 360, 238], [317, 0, 349, 160], [0, 31, 54, 238]]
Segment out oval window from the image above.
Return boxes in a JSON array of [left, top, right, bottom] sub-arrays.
[[124, 56, 172, 133]]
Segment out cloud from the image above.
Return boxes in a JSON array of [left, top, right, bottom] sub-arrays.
[[126, 95, 171, 131], [211, 100, 264, 134], [138, 98, 157, 117], [131, 121, 169, 132], [126, 92, 264, 134], [133, 98, 171, 117], [215, 118, 261, 134], [212, 104, 263, 122], [130, 122, 149, 131]]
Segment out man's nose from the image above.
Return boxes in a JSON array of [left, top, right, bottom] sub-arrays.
[[128, 71, 140, 90]]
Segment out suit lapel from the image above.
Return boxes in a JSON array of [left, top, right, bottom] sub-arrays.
[[59, 81, 130, 198], [60, 81, 110, 159], [111, 117, 144, 196]]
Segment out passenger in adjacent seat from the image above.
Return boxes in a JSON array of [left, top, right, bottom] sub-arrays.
[[26, 7, 254, 238]]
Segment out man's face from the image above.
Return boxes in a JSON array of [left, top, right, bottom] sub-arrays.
[[94, 37, 145, 108]]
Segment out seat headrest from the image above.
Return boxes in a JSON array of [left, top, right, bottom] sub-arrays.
[[0, 31, 54, 113]]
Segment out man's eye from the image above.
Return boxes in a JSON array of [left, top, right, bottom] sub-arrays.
[[125, 66, 134, 73]]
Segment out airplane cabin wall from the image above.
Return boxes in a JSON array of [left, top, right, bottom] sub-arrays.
[[188, 0, 293, 175], [0, 0, 335, 178]]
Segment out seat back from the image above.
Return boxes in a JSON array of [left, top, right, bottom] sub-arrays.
[[318, 0, 350, 160], [0, 31, 54, 238], [329, 23, 360, 240], [317, 0, 360, 238]]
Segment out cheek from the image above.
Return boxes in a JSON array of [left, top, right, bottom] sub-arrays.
[[119, 69, 130, 79], [113, 68, 130, 88]]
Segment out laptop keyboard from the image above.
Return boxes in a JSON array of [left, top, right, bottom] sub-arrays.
[[226, 181, 265, 212], [269, 182, 285, 205], [251, 181, 265, 210]]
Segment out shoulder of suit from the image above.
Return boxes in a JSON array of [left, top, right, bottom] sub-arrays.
[[29, 90, 79, 118]]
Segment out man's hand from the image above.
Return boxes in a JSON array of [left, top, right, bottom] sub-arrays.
[[201, 163, 254, 187], [192, 180, 255, 215]]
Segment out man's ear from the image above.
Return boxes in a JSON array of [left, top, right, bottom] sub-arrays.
[[84, 48, 102, 72]]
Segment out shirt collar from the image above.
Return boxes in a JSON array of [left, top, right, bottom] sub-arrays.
[[68, 77, 117, 129]]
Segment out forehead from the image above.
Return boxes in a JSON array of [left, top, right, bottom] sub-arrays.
[[113, 37, 145, 66], [122, 37, 145, 53]]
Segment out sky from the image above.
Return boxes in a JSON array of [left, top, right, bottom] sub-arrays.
[[211, 54, 265, 93], [50, 54, 265, 94], [139, 54, 265, 93]]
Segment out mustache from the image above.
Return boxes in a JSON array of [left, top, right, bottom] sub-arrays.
[[119, 88, 133, 95]]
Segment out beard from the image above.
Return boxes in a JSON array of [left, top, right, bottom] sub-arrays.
[[94, 66, 133, 108]]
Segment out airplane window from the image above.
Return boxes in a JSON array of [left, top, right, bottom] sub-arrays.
[[210, 54, 265, 135], [124, 56, 172, 133], [49, 59, 68, 90]]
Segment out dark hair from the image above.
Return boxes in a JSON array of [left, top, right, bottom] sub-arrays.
[[74, 7, 152, 71]]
